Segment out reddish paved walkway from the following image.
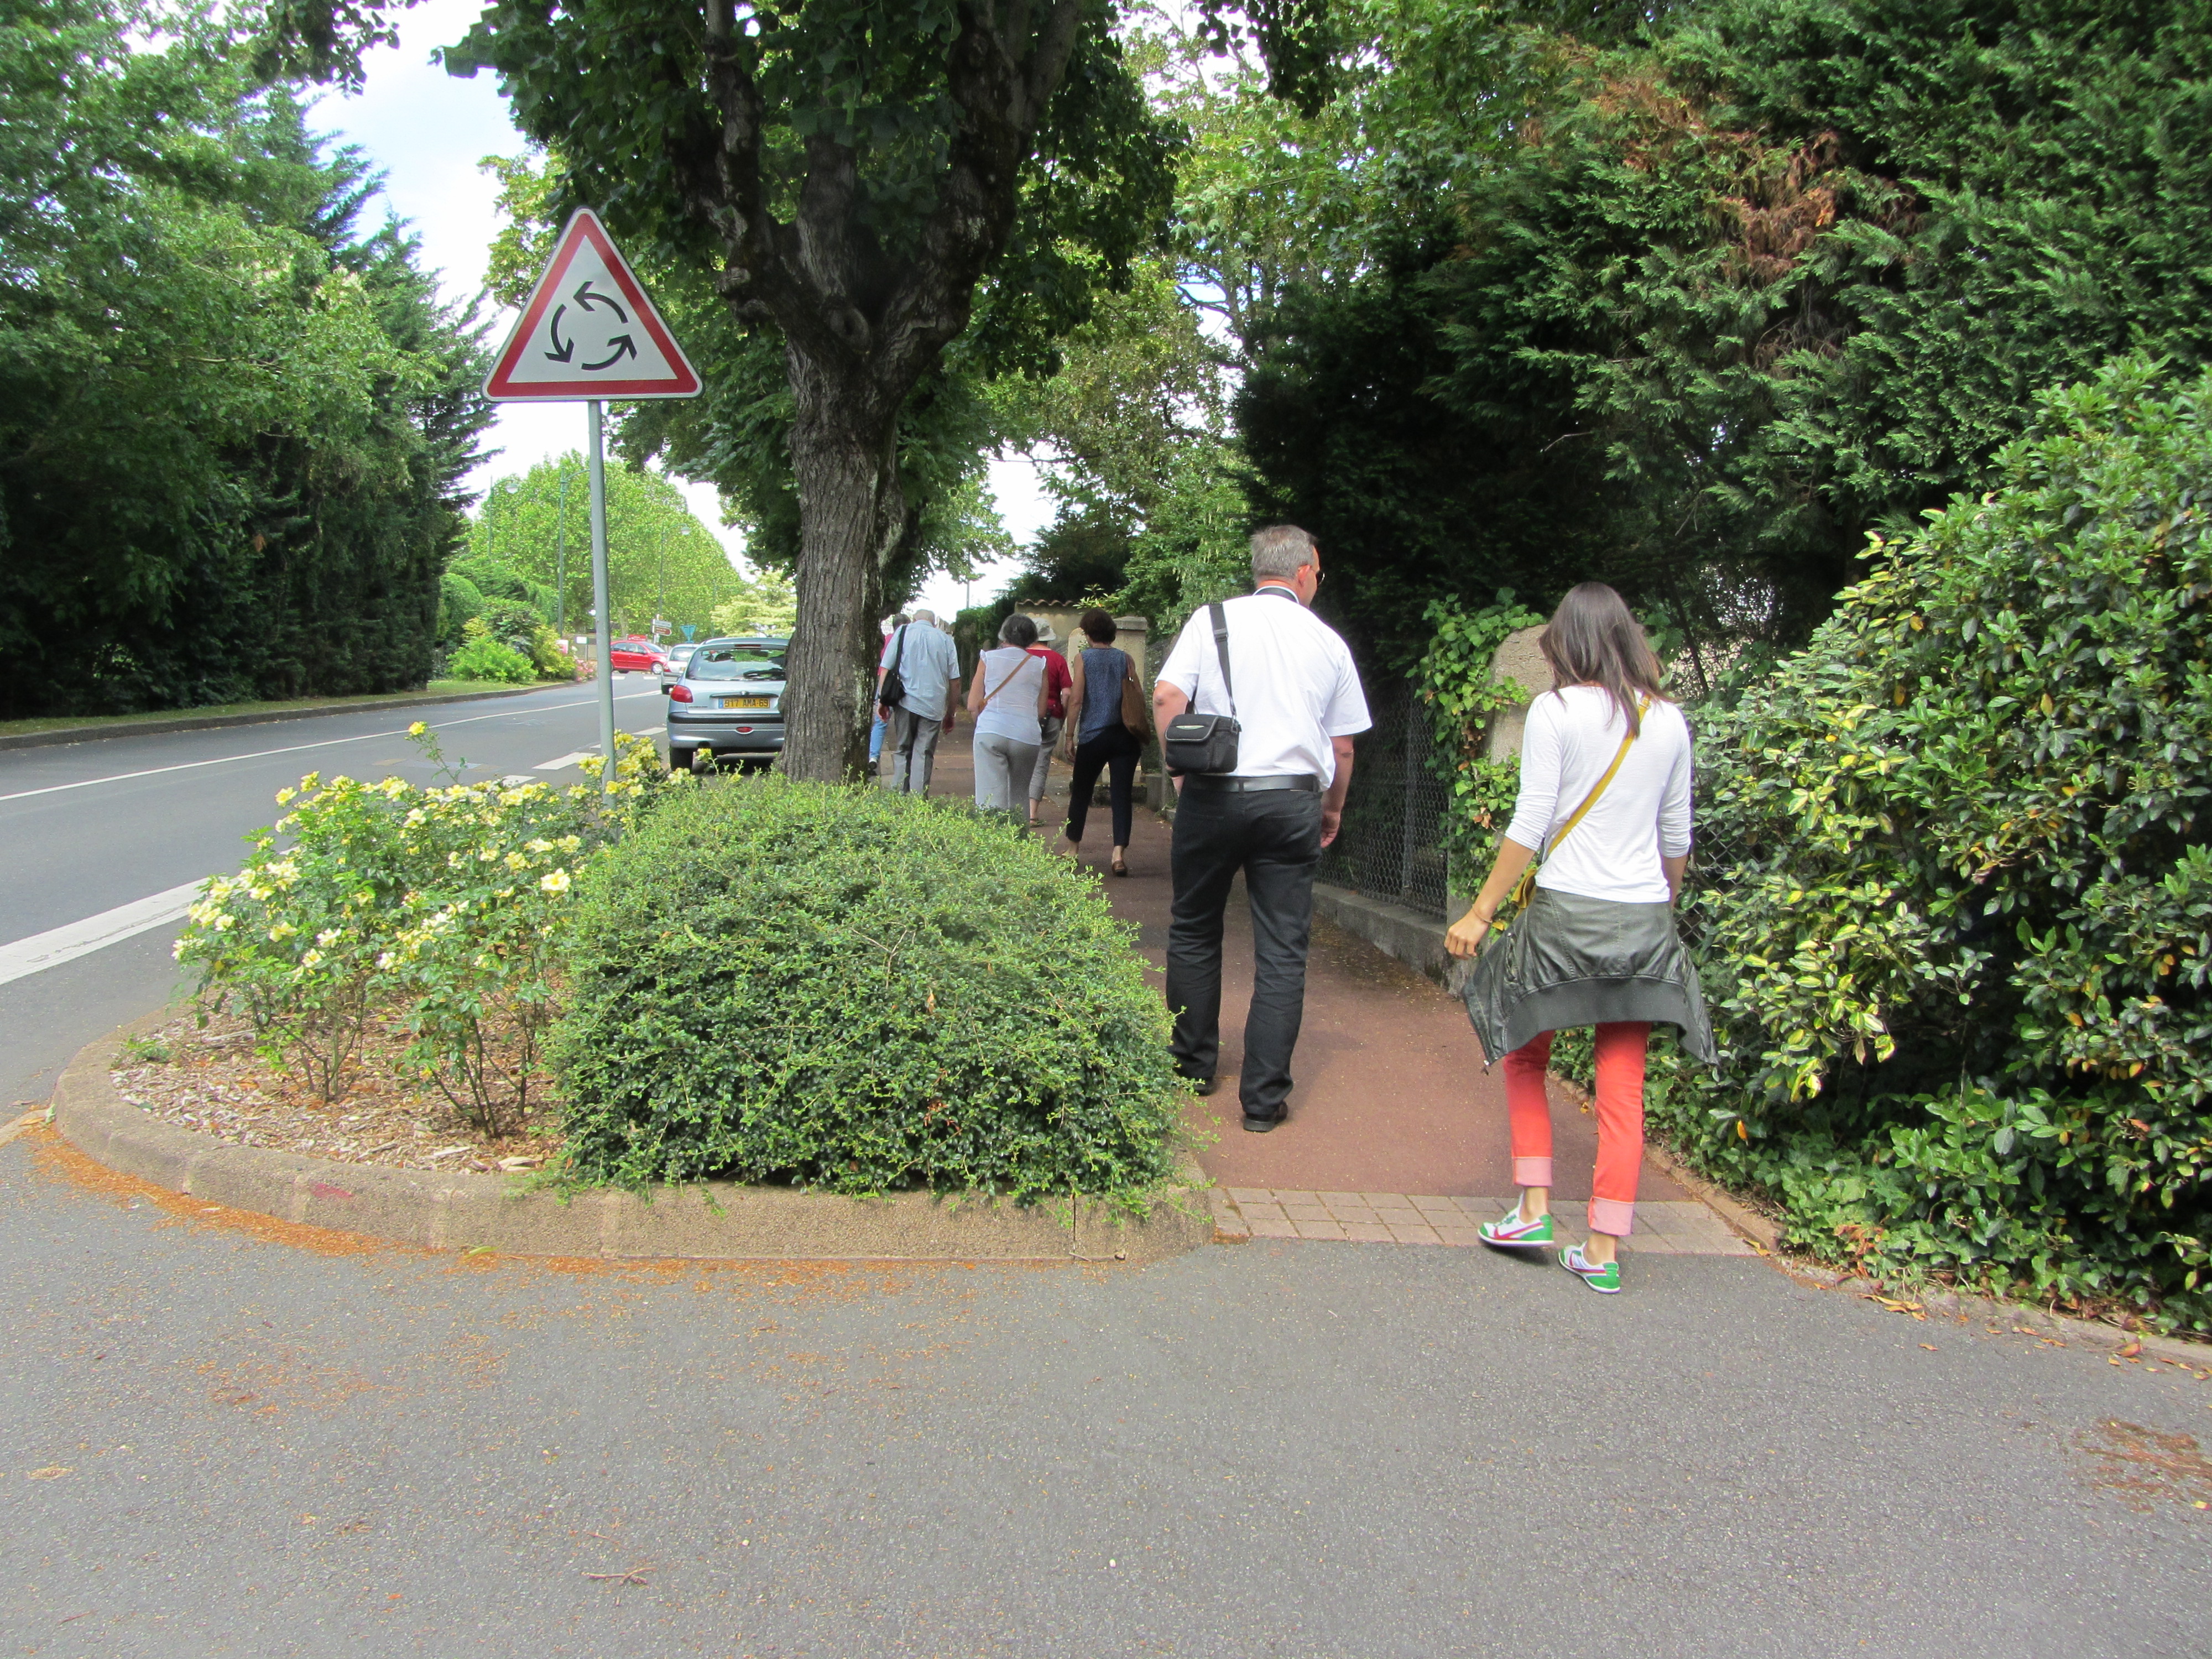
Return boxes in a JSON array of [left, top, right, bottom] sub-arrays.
[[903, 716, 1684, 1204]]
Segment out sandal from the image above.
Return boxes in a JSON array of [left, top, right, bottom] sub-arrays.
[[1110, 855, 1130, 878]]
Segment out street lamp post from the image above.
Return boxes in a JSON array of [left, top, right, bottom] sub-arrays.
[[553, 462, 573, 633]]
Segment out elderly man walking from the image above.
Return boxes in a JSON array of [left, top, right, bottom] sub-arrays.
[[878, 609, 961, 794], [1153, 525, 1370, 1131]]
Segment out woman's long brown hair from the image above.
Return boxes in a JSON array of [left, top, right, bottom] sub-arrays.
[[1537, 582, 1667, 737]]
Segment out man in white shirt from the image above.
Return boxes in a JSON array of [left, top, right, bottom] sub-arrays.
[[878, 610, 961, 794], [1153, 525, 1371, 1131]]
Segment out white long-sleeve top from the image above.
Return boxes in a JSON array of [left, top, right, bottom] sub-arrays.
[[1503, 686, 1693, 904]]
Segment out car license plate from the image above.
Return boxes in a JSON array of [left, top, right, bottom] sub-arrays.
[[718, 695, 771, 709]]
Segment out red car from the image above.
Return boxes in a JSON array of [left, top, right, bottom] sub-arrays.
[[608, 637, 669, 674]]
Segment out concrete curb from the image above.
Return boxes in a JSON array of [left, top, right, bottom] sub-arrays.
[[48, 1011, 1215, 1265], [1637, 1132, 2206, 1366], [1778, 1260, 2209, 1369], [0, 684, 545, 753], [1311, 882, 1460, 986]]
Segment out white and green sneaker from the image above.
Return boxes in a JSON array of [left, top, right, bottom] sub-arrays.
[[1477, 1203, 1554, 1250], [1559, 1243, 1621, 1293]]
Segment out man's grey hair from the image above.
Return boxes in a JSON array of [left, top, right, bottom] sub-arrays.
[[1251, 524, 1318, 582], [909, 609, 934, 625]]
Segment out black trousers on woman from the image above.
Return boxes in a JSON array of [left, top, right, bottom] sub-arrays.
[[1063, 724, 1141, 847]]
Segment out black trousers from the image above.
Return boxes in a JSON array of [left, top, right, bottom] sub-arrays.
[[1065, 725, 1141, 847], [1166, 783, 1323, 1120]]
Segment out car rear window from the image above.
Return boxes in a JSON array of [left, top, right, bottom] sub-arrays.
[[691, 646, 784, 683]]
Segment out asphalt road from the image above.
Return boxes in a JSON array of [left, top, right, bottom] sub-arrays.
[[0, 679, 673, 1107], [3, 689, 2208, 1658], [1, 1139, 2206, 1659]]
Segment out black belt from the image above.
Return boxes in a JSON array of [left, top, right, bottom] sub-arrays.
[[1180, 773, 1322, 794]]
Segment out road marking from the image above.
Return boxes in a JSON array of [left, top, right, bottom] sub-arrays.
[[0, 880, 206, 988], [0, 691, 665, 806], [535, 751, 596, 771]]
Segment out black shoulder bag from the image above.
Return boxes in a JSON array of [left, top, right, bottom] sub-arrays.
[[876, 624, 908, 712], [1161, 602, 1241, 775]]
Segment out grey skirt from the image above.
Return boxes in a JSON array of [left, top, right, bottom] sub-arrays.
[[1459, 888, 1718, 1068]]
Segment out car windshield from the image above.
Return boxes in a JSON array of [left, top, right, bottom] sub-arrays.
[[690, 645, 784, 683]]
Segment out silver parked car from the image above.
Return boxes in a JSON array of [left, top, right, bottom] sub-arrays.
[[657, 641, 700, 688], [666, 636, 786, 770]]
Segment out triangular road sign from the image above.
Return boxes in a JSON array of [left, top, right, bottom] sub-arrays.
[[484, 209, 701, 401]]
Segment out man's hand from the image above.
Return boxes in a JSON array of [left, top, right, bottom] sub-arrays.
[[1320, 801, 1342, 847], [1444, 902, 1497, 959]]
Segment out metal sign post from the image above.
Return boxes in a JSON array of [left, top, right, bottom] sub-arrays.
[[481, 208, 702, 794], [587, 400, 617, 790]]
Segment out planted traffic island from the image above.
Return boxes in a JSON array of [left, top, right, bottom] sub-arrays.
[[52, 744, 1212, 1262]]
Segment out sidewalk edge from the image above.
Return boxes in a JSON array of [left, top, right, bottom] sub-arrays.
[[0, 684, 544, 753], [46, 1011, 1214, 1265], [1639, 1131, 2205, 1366]]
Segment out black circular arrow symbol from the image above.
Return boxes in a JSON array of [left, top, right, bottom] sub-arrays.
[[581, 336, 638, 372], [543, 304, 574, 362], [573, 279, 628, 323]]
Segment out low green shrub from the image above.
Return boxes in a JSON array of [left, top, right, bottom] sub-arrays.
[[1659, 356, 2212, 1332], [446, 619, 536, 684], [551, 778, 1185, 1204]]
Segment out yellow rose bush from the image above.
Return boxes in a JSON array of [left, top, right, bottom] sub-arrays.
[[176, 727, 691, 1123]]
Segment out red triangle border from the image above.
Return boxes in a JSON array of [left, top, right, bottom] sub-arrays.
[[483, 209, 702, 401]]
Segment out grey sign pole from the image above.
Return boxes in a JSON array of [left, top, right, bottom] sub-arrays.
[[587, 399, 617, 795], [553, 461, 572, 634]]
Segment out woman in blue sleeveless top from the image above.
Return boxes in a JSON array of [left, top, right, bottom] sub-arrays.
[[1061, 608, 1143, 876]]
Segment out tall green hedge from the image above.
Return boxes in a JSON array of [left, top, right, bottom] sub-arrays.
[[551, 779, 1185, 1204], [0, 6, 489, 718], [1659, 356, 2212, 1331]]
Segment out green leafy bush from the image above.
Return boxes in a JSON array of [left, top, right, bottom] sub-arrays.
[[446, 619, 536, 684], [1660, 356, 2212, 1331], [179, 771, 435, 1098], [1415, 593, 1545, 895], [176, 726, 686, 1121], [551, 778, 1185, 1204]]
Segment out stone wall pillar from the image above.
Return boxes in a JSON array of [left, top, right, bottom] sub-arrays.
[[1446, 622, 1549, 920]]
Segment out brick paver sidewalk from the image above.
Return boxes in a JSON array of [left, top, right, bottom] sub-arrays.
[[907, 714, 1739, 1248], [1218, 1190, 1756, 1255]]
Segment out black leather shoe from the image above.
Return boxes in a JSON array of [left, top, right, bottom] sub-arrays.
[[1242, 1113, 1281, 1133], [1180, 1074, 1218, 1097]]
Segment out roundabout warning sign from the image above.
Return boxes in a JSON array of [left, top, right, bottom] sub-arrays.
[[483, 209, 700, 401]]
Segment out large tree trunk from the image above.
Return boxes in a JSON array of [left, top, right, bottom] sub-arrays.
[[781, 360, 895, 781], [679, 0, 1092, 780]]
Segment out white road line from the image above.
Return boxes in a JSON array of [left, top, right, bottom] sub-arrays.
[[535, 751, 596, 771], [0, 691, 666, 806], [0, 880, 206, 988]]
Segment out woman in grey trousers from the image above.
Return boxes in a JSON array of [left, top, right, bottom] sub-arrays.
[[967, 613, 1050, 817]]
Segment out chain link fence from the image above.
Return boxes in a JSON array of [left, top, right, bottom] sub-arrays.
[[1316, 686, 1453, 919]]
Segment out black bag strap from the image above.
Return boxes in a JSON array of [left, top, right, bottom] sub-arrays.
[[1207, 601, 1237, 717], [888, 624, 908, 673]]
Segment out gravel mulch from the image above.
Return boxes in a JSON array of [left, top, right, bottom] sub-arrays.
[[109, 1007, 565, 1175]]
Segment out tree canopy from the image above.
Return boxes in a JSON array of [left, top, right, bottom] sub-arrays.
[[458, 452, 755, 639], [444, 0, 1184, 777], [0, 0, 491, 717], [1234, 0, 2212, 664]]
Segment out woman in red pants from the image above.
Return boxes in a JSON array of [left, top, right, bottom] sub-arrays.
[[1445, 583, 1715, 1293]]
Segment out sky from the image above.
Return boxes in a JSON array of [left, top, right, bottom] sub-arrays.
[[315, 0, 1043, 617]]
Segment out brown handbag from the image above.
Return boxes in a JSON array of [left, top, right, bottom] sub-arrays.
[[1118, 650, 1150, 739]]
